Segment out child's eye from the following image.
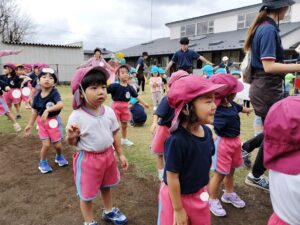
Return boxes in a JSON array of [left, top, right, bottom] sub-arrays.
[[102, 85, 107, 89]]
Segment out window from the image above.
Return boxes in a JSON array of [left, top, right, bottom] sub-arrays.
[[180, 26, 186, 37], [186, 24, 196, 36], [197, 21, 214, 35], [237, 12, 256, 29]]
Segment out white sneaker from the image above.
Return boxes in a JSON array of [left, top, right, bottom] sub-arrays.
[[121, 138, 134, 146]]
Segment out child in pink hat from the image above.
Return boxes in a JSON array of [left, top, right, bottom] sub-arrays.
[[157, 75, 227, 225], [67, 66, 129, 225], [150, 70, 189, 180], [208, 73, 252, 217], [107, 64, 149, 146], [264, 96, 300, 225]]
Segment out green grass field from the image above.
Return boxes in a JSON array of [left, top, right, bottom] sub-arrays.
[[0, 84, 256, 180]]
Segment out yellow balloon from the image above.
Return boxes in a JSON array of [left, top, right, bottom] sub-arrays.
[[116, 52, 125, 59]]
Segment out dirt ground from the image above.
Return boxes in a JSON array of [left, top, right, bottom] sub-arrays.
[[0, 133, 273, 225]]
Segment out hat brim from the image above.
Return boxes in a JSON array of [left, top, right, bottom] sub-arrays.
[[260, 0, 295, 11], [169, 83, 227, 132]]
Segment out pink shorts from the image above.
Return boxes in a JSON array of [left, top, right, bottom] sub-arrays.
[[73, 147, 121, 201], [0, 96, 10, 115], [211, 136, 243, 174], [37, 115, 64, 143], [158, 182, 210, 225], [151, 125, 170, 155], [268, 213, 289, 225], [112, 101, 131, 122], [3, 88, 21, 104]]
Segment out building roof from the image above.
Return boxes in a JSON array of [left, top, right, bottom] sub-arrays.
[[117, 22, 300, 57], [165, 3, 261, 26], [2, 41, 82, 48]]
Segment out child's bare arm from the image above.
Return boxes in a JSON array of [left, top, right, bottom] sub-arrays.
[[113, 131, 129, 170], [242, 107, 253, 116], [136, 96, 149, 108], [24, 110, 38, 135]]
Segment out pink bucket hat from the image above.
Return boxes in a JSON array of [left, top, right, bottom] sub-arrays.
[[168, 70, 189, 87], [23, 64, 32, 70], [3, 63, 16, 70], [264, 96, 300, 175], [71, 66, 110, 109], [209, 73, 244, 106], [168, 75, 227, 132]]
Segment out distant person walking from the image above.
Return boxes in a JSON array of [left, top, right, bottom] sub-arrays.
[[135, 52, 149, 93], [165, 37, 212, 74]]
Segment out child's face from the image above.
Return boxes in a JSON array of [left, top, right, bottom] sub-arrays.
[[84, 83, 107, 108], [16, 68, 24, 76], [4, 67, 12, 75], [119, 67, 129, 82], [193, 92, 216, 124], [152, 72, 159, 77], [232, 74, 240, 79], [39, 73, 55, 88]]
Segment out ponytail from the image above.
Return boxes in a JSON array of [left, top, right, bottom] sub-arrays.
[[244, 10, 268, 52]]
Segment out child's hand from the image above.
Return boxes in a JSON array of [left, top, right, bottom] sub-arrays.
[[174, 208, 188, 225], [5, 86, 10, 91], [24, 125, 32, 136], [245, 108, 253, 116], [67, 123, 81, 139], [150, 123, 157, 135], [41, 110, 49, 122], [119, 154, 129, 171], [144, 103, 150, 109]]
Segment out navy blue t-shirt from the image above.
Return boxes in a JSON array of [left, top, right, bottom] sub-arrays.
[[251, 17, 284, 69], [3, 75, 21, 89], [136, 56, 145, 75], [213, 101, 243, 137], [0, 79, 8, 96], [163, 125, 215, 194], [32, 88, 62, 117], [171, 49, 200, 69], [130, 103, 147, 124], [29, 72, 38, 88], [107, 83, 138, 102], [155, 96, 175, 128]]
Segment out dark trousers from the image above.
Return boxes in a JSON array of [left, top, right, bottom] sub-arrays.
[[137, 76, 145, 92], [242, 117, 265, 178]]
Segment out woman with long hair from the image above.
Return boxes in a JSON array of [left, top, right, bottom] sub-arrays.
[[242, 0, 300, 191]]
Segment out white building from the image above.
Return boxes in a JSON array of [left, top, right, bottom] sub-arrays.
[[0, 41, 84, 82], [117, 1, 300, 69]]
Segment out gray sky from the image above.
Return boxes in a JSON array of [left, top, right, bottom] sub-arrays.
[[18, 0, 261, 51]]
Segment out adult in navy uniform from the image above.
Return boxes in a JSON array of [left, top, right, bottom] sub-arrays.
[[135, 52, 149, 93], [242, 0, 300, 192], [165, 37, 211, 74]]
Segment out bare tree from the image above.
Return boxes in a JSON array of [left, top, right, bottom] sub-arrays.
[[0, 0, 35, 42]]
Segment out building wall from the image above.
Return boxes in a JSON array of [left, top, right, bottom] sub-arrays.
[[168, 2, 300, 39], [214, 15, 238, 33], [0, 43, 84, 82]]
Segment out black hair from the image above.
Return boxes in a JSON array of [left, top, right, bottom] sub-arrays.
[[4, 66, 17, 76], [38, 73, 58, 84], [180, 37, 189, 45], [80, 70, 107, 91], [178, 101, 198, 132], [142, 52, 148, 57], [94, 47, 102, 54], [117, 65, 130, 74]]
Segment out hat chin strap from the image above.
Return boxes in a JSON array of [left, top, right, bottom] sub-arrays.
[[79, 84, 99, 110]]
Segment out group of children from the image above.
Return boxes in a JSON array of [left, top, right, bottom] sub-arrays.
[[2, 52, 298, 224]]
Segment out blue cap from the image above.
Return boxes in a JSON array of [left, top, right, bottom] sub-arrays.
[[151, 66, 159, 74], [130, 97, 138, 105], [231, 70, 241, 77], [158, 68, 165, 74], [215, 68, 227, 74], [118, 58, 126, 65], [129, 68, 137, 74], [202, 65, 214, 77]]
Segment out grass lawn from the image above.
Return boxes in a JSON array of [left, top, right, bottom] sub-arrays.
[[0, 84, 257, 180]]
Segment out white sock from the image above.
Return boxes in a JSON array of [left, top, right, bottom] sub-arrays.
[[158, 169, 164, 180]]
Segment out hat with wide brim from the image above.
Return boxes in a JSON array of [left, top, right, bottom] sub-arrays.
[[71, 66, 110, 109], [210, 73, 244, 106], [168, 70, 189, 87], [260, 0, 295, 11], [168, 75, 227, 132]]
